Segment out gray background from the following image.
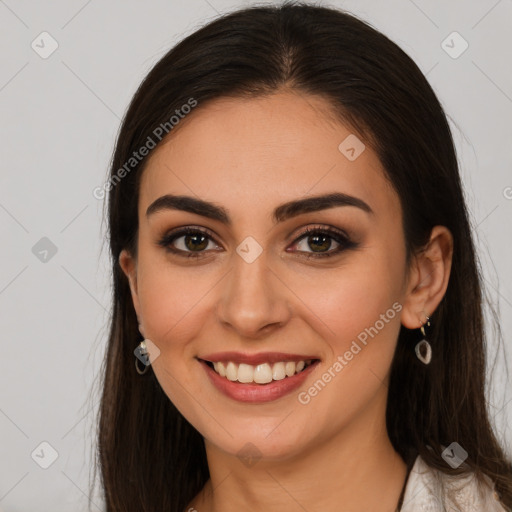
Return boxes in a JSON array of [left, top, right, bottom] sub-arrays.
[[1, 0, 511, 510]]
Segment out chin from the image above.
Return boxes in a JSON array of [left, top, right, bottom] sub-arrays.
[[202, 420, 313, 462]]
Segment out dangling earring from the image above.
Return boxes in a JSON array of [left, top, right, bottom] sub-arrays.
[[134, 340, 150, 375], [415, 312, 432, 365]]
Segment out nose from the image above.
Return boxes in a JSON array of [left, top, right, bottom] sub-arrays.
[[216, 247, 292, 338]]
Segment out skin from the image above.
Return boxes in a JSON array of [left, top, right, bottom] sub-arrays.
[[119, 89, 453, 512]]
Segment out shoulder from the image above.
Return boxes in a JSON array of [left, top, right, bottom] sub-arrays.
[[400, 454, 508, 512]]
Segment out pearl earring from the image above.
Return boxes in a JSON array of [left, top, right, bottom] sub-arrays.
[[135, 322, 150, 375], [415, 313, 432, 365], [134, 340, 150, 375]]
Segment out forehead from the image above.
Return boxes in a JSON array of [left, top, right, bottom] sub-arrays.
[[139, 91, 399, 222]]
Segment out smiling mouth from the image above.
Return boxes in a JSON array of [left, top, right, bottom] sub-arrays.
[[201, 359, 318, 384]]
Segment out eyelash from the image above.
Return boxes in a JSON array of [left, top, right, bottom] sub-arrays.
[[157, 225, 357, 260]]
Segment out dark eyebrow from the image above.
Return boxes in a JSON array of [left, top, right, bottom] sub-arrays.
[[145, 192, 373, 225]]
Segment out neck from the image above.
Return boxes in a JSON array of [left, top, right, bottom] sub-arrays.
[[189, 390, 408, 512]]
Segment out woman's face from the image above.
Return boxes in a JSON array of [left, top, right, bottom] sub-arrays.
[[120, 90, 414, 461]]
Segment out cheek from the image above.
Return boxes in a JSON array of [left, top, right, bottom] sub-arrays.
[[292, 267, 403, 434], [135, 260, 209, 411], [136, 254, 213, 347], [292, 256, 403, 355]]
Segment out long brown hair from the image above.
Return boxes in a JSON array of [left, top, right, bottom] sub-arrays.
[[93, 2, 512, 510]]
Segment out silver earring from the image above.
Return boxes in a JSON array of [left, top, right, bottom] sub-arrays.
[[134, 340, 150, 375], [415, 313, 432, 365]]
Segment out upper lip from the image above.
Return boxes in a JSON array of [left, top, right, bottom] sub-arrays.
[[199, 351, 320, 365]]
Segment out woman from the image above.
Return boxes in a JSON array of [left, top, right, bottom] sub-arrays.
[[96, 2, 512, 511]]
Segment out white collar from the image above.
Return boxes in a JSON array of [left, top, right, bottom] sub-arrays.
[[400, 455, 507, 511]]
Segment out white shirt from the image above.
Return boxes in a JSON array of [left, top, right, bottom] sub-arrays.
[[401, 455, 508, 511]]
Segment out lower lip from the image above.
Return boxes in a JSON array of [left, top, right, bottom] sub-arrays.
[[200, 359, 319, 403]]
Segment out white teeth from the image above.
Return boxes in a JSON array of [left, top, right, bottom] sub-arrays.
[[272, 362, 286, 381], [237, 363, 254, 383], [217, 361, 226, 377], [285, 361, 296, 377], [253, 363, 273, 384], [210, 359, 311, 383], [226, 361, 238, 381]]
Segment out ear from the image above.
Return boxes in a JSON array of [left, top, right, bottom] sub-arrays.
[[401, 225, 454, 329], [119, 249, 142, 329]]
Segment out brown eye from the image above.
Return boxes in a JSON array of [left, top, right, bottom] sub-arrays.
[[298, 233, 337, 253], [289, 226, 356, 258], [181, 232, 210, 252], [158, 227, 219, 257]]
